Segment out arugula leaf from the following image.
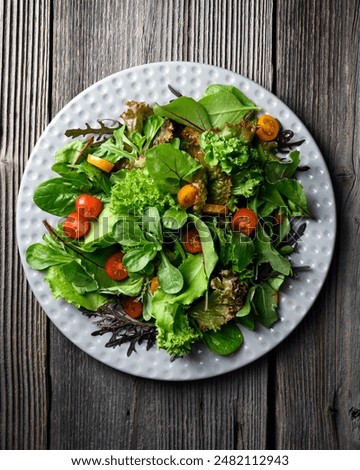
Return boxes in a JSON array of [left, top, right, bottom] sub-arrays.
[[146, 143, 201, 194], [254, 224, 292, 276], [265, 151, 300, 183], [153, 97, 211, 131], [274, 178, 312, 217], [92, 126, 138, 163]]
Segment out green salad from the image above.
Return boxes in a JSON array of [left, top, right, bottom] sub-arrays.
[[26, 84, 311, 359]]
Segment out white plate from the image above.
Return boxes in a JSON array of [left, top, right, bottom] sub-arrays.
[[16, 62, 336, 381]]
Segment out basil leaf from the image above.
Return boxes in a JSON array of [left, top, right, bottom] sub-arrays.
[[146, 143, 201, 194], [203, 323, 243, 356], [153, 97, 211, 131], [158, 252, 184, 294]]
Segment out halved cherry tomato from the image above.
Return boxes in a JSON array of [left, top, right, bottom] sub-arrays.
[[104, 252, 129, 281], [63, 212, 90, 239], [75, 194, 103, 219], [182, 227, 202, 254], [122, 297, 143, 319], [87, 154, 115, 173], [150, 276, 159, 293], [231, 208, 258, 236], [256, 114, 280, 142]]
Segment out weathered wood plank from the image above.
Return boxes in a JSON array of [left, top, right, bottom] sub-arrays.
[[48, 0, 274, 450], [0, 0, 51, 449], [275, 0, 360, 449]]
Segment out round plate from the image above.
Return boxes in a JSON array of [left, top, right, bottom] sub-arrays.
[[16, 62, 336, 381]]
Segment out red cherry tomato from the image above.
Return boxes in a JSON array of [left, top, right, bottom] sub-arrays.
[[63, 212, 90, 239], [231, 208, 258, 236], [122, 297, 143, 319], [75, 194, 103, 219], [182, 228, 202, 254], [104, 252, 129, 281]]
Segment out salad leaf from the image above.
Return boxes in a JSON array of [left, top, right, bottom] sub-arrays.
[[122, 243, 158, 272], [44, 265, 108, 311], [203, 323, 243, 356], [203, 84, 258, 108], [99, 274, 145, 297], [92, 126, 138, 163], [153, 97, 211, 131], [33, 176, 92, 217], [254, 224, 292, 276], [54, 140, 86, 165], [110, 168, 175, 216], [252, 282, 279, 327], [146, 143, 201, 194], [265, 151, 300, 183], [199, 88, 259, 129], [61, 260, 99, 294], [26, 242, 73, 270], [188, 214, 218, 279], [158, 252, 184, 294], [162, 207, 188, 230]]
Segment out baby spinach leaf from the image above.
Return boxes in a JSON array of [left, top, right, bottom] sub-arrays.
[[158, 252, 184, 294], [203, 84, 257, 108], [203, 323, 243, 356], [274, 178, 312, 217], [26, 242, 73, 270], [252, 282, 279, 328], [54, 140, 86, 165], [199, 91, 259, 129], [153, 97, 211, 131], [33, 177, 92, 217], [146, 143, 201, 194]]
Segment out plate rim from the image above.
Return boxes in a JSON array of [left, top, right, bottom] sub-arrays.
[[16, 61, 337, 380]]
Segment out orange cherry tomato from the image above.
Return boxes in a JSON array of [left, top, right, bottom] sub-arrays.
[[150, 276, 159, 293], [256, 114, 280, 141], [104, 252, 129, 281], [75, 194, 103, 219], [87, 154, 115, 173], [274, 212, 285, 225], [231, 208, 258, 236], [122, 297, 143, 319], [63, 212, 90, 239], [182, 227, 202, 254], [177, 184, 199, 208]]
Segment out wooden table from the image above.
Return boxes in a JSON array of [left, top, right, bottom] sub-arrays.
[[1, 0, 359, 450]]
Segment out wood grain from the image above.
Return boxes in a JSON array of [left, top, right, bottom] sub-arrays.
[[1, 0, 359, 451], [0, 0, 51, 449], [275, 0, 360, 450]]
